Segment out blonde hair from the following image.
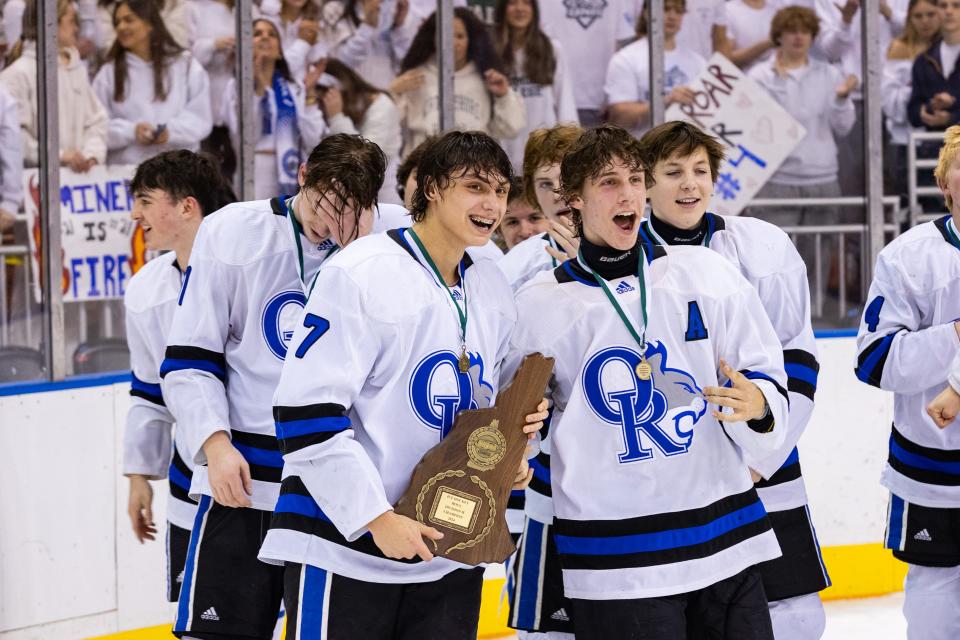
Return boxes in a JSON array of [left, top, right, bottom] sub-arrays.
[[934, 125, 960, 210]]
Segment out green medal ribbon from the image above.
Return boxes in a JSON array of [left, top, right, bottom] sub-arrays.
[[947, 217, 960, 250], [407, 228, 471, 372], [578, 249, 652, 380]]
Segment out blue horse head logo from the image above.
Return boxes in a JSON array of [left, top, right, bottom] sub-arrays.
[[409, 350, 494, 437], [581, 342, 706, 463]]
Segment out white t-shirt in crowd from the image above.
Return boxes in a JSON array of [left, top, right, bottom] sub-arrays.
[[604, 37, 707, 138], [674, 0, 727, 59], [724, 0, 780, 72], [941, 41, 960, 79], [540, 0, 642, 111]]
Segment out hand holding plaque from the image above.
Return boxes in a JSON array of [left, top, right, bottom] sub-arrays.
[[394, 353, 554, 565]]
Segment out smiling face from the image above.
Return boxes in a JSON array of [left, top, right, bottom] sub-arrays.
[[938, 155, 960, 215], [647, 146, 713, 225], [114, 2, 152, 53], [131, 189, 191, 251], [532, 162, 574, 229], [506, 0, 534, 31], [426, 169, 510, 247], [573, 158, 647, 251], [499, 197, 547, 249], [253, 19, 282, 60]]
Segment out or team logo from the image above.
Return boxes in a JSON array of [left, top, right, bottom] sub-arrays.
[[582, 342, 706, 463], [409, 350, 494, 437], [261, 290, 307, 360], [281, 149, 300, 181], [563, 0, 607, 29]]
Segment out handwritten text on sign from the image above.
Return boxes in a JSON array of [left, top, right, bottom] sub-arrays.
[[665, 54, 806, 216], [25, 164, 145, 302]]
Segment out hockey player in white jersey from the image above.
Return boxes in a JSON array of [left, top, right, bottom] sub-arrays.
[[258, 131, 548, 640], [639, 121, 830, 640], [160, 134, 387, 640], [507, 125, 789, 640], [498, 124, 583, 290], [927, 352, 960, 428], [856, 125, 960, 640], [124, 150, 236, 603]]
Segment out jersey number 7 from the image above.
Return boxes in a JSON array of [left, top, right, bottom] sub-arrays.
[[295, 313, 330, 359]]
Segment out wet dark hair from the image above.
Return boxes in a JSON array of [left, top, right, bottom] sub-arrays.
[[559, 125, 647, 228], [409, 130, 513, 223], [396, 135, 439, 203], [107, 0, 184, 102], [400, 7, 503, 74], [302, 133, 387, 241], [640, 121, 727, 182], [130, 150, 236, 215]]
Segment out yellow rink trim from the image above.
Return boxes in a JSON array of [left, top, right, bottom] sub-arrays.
[[87, 543, 908, 639]]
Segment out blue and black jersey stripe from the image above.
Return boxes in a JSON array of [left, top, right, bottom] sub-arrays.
[[270, 476, 420, 564], [554, 488, 771, 571], [855, 331, 898, 388], [231, 430, 283, 483], [508, 489, 526, 512], [130, 372, 165, 406], [168, 447, 197, 504], [783, 349, 819, 401], [160, 346, 227, 382], [528, 452, 552, 498], [888, 425, 960, 486], [754, 447, 801, 489], [273, 403, 350, 455]]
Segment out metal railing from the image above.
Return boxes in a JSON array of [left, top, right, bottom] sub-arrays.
[[907, 129, 948, 227]]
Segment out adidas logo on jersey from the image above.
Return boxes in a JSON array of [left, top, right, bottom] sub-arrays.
[[615, 281, 635, 294], [914, 529, 933, 542], [452, 289, 463, 301], [551, 608, 570, 622], [201, 607, 220, 621]]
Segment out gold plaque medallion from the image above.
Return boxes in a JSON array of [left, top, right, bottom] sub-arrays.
[[428, 486, 482, 534], [636, 359, 652, 380], [467, 420, 507, 471]]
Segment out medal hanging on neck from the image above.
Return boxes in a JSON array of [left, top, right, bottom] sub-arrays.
[[407, 228, 471, 373], [579, 249, 652, 381]]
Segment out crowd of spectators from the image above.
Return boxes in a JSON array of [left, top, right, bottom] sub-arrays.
[[0, 0, 958, 312]]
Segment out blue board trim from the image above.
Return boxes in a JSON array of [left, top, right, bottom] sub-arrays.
[[0, 371, 130, 397]]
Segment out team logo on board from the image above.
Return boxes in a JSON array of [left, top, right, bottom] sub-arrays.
[[582, 342, 706, 463], [261, 289, 307, 360], [409, 350, 494, 437]]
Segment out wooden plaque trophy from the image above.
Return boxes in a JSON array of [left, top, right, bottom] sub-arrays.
[[394, 353, 554, 565]]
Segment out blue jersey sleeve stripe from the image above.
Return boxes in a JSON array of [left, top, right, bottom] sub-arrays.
[[233, 442, 285, 468], [168, 463, 192, 491], [889, 437, 960, 475], [554, 500, 767, 556], [161, 346, 227, 380], [159, 358, 227, 382], [529, 456, 551, 484], [130, 373, 165, 405], [784, 363, 819, 388], [275, 416, 351, 440], [855, 331, 898, 387], [274, 493, 333, 522]]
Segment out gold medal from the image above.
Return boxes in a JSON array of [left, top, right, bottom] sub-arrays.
[[635, 358, 652, 380], [458, 346, 470, 373]]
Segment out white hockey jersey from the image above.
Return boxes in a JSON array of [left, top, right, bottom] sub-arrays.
[[951, 351, 960, 394], [160, 196, 339, 511], [123, 251, 197, 530], [507, 243, 789, 600], [639, 213, 819, 514], [497, 232, 560, 291], [258, 229, 517, 584], [855, 215, 960, 508]]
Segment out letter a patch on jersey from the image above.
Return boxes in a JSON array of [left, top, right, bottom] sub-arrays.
[[685, 300, 708, 342]]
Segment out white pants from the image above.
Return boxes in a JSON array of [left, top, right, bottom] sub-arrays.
[[904, 564, 960, 640], [769, 593, 825, 640]]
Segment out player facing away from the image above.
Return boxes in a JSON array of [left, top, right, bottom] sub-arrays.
[[639, 121, 830, 640], [505, 125, 790, 640], [498, 124, 583, 290], [257, 131, 548, 640], [160, 134, 387, 640], [855, 125, 960, 640], [123, 150, 236, 603]]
